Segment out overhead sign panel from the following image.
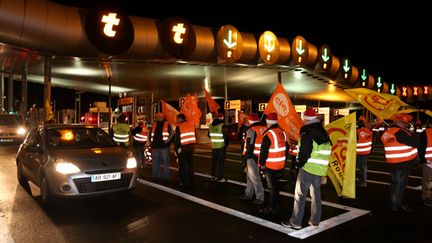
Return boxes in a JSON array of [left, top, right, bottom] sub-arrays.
[[217, 25, 243, 62], [317, 45, 339, 76], [85, 9, 134, 55], [291, 36, 317, 67], [360, 68, 369, 87], [258, 31, 280, 64], [159, 17, 196, 59]]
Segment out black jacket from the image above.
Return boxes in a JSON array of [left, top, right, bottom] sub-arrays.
[[245, 122, 265, 159], [131, 125, 145, 147], [174, 124, 195, 153], [150, 121, 172, 148], [419, 128, 430, 163], [259, 124, 289, 170], [207, 119, 230, 147], [297, 121, 331, 168]]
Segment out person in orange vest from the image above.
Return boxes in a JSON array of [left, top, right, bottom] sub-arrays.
[[175, 113, 196, 187], [131, 118, 149, 168], [381, 113, 419, 213], [419, 122, 432, 206], [259, 112, 288, 215], [238, 113, 266, 205], [356, 116, 372, 187], [150, 112, 173, 181]]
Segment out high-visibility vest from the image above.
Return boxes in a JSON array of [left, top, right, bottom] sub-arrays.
[[357, 127, 372, 155], [424, 128, 432, 161], [209, 123, 225, 149], [151, 121, 170, 142], [302, 140, 331, 176], [113, 123, 130, 144], [179, 122, 196, 145], [243, 125, 266, 161], [289, 144, 299, 156], [381, 127, 418, 164], [263, 127, 287, 170], [134, 125, 149, 143]]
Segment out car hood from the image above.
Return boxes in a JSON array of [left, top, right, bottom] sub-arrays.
[[49, 146, 131, 172]]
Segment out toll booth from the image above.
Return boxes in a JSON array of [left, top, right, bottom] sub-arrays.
[[118, 95, 134, 126], [57, 109, 75, 124], [225, 100, 252, 125], [84, 102, 111, 132]]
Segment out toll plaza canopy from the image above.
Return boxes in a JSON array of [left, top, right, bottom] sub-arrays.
[[1, 0, 416, 103]]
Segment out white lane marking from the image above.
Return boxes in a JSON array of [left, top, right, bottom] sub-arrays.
[[194, 154, 423, 183], [137, 179, 297, 237], [0, 213, 14, 243], [366, 179, 421, 191], [143, 163, 370, 239]]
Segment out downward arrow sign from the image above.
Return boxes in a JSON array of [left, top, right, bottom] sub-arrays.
[[390, 84, 396, 94], [377, 77, 382, 88], [361, 69, 367, 81], [343, 59, 350, 72], [321, 48, 330, 62], [296, 40, 305, 55], [223, 30, 237, 49]]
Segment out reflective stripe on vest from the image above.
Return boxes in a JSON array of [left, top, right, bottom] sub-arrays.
[[151, 122, 170, 142], [113, 123, 130, 143], [263, 127, 286, 170], [134, 125, 149, 143], [179, 122, 196, 145], [209, 123, 225, 149], [302, 140, 331, 176], [357, 127, 372, 155], [425, 129, 432, 160], [242, 125, 266, 161], [381, 127, 418, 163]]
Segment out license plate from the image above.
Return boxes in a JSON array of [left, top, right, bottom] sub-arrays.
[[0, 139, 13, 142], [91, 172, 121, 182]]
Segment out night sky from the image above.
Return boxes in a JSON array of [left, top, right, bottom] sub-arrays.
[[53, 0, 432, 86]]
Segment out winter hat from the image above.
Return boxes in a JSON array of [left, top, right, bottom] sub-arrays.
[[303, 108, 318, 121], [391, 113, 413, 123], [248, 113, 259, 124], [266, 113, 278, 125]]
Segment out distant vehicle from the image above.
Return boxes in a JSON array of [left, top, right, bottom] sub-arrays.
[[0, 113, 27, 144], [16, 124, 138, 204]]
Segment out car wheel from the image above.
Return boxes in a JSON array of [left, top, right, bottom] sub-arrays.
[[39, 174, 54, 205], [17, 160, 30, 188]]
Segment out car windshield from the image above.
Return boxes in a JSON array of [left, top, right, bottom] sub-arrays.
[[0, 115, 23, 126], [46, 127, 116, 149]]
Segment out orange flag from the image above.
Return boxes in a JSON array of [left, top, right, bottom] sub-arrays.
[[202, 85, 220, 113], [180, 93, 202, 126], [161, 100, 179, 126], [264, 82, 303, 142]]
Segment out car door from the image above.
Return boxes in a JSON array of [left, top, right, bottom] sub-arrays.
[[20, 128, 37, 182], [25, 129, 44, 184]]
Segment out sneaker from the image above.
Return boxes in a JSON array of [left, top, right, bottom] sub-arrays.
[[210, 176, 218, 181], [217, 178, 227, 183], [308, 221, 319, 227], [358, 182, 367, 188], [238, 194, 253, 201], [251, 199, 264, 205], [281, 220, 301, 230], [423, 199, 432, 207]]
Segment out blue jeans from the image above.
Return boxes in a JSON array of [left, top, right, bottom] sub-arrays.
[[290, 168, 322, 226], [357, 155, 368, 184], [390, 169, 409, 210], [245, 158, 264, 200], [151, 147, 170, 179]]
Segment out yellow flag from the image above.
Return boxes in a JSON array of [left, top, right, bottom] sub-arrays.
[[325, 112, 357, 198], [345, 88, 418, 120], [44, 100, 54, 122]]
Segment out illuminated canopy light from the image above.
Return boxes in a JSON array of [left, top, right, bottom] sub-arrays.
[[101, 13, 120, 37]]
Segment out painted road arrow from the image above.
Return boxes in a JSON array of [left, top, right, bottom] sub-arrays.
[[390, 83, 396, 94], [296, 40, 305, 55], [361, 69, 367, 81], [223, 30, 237, 49], [343, 59, 350, 72], [321, 48, 330, 62], [377, 77, 382, 88]]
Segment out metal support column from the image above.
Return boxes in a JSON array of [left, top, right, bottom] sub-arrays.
[[1, 58, 6, 112], [20, 54, 31, 116], [277, 72, 282, 83], [43, 57, 52, 122], [8, 72, 13, 113]]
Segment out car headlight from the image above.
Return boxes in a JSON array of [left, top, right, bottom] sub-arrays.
[[127, 157, 137, 169], [55, 162, 81, 174], [17, 127, 26, 135]]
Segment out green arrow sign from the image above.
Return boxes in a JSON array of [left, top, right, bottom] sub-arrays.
[[223, 30, 237, 49], [361, 69, 367, 81], [377, 77, 382, 88], [296, 39, 305, 55], [390, 83, 396, 94], [343, 59, 350, 72], [321, 48, 330, 62]]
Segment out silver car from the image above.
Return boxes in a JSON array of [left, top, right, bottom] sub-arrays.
[[16, 124, 137, 204], [0, 113, 27, 143]]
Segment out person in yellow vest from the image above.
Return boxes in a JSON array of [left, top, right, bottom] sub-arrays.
[[112, 114, 130, 147], [131, 118, 149, 168], [259, 112, 288, 215], [175, 113, 196, 187], [356, 116, 373, 187], [381, 113, 418, 213], [418, 122, 432, 206], [208, 112, 229, 182], [238, 113, 266, 205], [282, 108, 331, 229], [150, 112, 173, 181]]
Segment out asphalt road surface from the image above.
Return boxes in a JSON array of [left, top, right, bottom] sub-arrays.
[[1, 143, 431, 242]]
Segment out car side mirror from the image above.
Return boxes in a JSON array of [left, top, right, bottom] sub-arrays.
[[26, 145, 43, 153]]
